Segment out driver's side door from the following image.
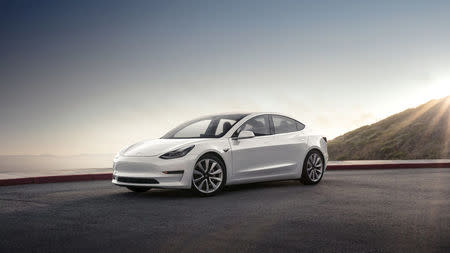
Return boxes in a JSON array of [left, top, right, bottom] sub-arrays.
[[229, 115, 292, 183]]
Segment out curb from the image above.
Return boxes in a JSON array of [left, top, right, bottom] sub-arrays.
[[1, 163, 449, 187], [326, 162, 450, 170]]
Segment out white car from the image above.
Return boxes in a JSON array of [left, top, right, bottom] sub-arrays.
[[112, 113, 328, 196]]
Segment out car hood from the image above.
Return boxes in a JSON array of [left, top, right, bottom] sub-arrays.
[[121, 138, 202, 157]]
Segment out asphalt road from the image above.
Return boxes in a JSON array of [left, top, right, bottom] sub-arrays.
[[0, 168, 449, 253]]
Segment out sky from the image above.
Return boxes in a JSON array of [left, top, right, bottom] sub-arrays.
[[1, 0, 450, 155]]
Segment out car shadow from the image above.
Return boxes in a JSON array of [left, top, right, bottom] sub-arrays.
[[117, 188, 197, 199], [223, 179, 311, 192], [113, 179, 314, 199]]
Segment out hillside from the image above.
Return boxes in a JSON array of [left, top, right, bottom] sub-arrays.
[[328, 96, 450, 160]]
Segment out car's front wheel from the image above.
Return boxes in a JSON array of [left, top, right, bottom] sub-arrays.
[[126, 186, 151, 192], [300, 150, 325, 185], [191, 155, 226, 197]]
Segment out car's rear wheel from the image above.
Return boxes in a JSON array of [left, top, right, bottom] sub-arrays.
[[126, 186, 151, 192], [191, 154, 226, 197], [300, 150, 324, 185]]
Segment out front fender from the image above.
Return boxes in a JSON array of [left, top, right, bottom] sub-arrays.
[[190, 139, 232, 186]]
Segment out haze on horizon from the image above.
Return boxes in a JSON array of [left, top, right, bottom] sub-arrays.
[[1, 0, 450, 156]]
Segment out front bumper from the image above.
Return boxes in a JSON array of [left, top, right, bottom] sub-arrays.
[[112, 154, 197, 189]]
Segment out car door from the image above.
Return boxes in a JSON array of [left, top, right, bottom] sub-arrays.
[[230, 114, 298, 182], [270, 114, 308, 177]]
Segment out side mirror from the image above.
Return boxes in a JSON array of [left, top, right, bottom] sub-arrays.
[[237, 130, 255, 139]]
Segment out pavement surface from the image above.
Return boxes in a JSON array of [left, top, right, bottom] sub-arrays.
[[0, 168, 449, 253]]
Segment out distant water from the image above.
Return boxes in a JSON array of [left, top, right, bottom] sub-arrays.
[[1, 154, 448, 178], [0, 154, 114, 173]]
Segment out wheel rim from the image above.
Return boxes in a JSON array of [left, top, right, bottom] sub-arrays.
[[192, 158, 224, 194], [306, 153, 323, 182]]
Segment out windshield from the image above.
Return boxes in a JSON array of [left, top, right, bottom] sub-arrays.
[[162, 114, 248, 139]]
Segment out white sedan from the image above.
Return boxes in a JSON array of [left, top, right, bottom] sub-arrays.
[[112, 113, 328, 196]]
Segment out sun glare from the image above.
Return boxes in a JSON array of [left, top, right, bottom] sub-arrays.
[[409, 75, 450, 107], [432, 76, 450, 97]]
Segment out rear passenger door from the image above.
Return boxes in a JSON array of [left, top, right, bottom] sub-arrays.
[[270, 115, 308, 177]]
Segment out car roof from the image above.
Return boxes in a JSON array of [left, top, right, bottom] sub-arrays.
[[194, 112, 299, 121], [247, 112, 296, 118]]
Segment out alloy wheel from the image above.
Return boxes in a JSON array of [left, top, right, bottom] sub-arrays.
[[192, 158, 224, 194], [306, 153, 323, 182]]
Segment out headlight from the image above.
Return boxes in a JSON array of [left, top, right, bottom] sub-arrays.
[[159, 145, 195, 159]]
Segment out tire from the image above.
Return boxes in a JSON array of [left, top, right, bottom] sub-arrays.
[[191, 154, 226, 197], [300, 150, 325, 185], [126, 186, 151, 192]]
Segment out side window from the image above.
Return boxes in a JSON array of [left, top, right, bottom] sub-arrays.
[[296, 121, 305, 131], [215, 119, 237, 136], [273, 115, 299, 134], [235, 115, 270, 137]]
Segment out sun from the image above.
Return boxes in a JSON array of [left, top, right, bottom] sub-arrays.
[[431, 76, 450, 98]]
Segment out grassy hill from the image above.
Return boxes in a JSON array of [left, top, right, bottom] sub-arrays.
[[328, 96, 450, 160]]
